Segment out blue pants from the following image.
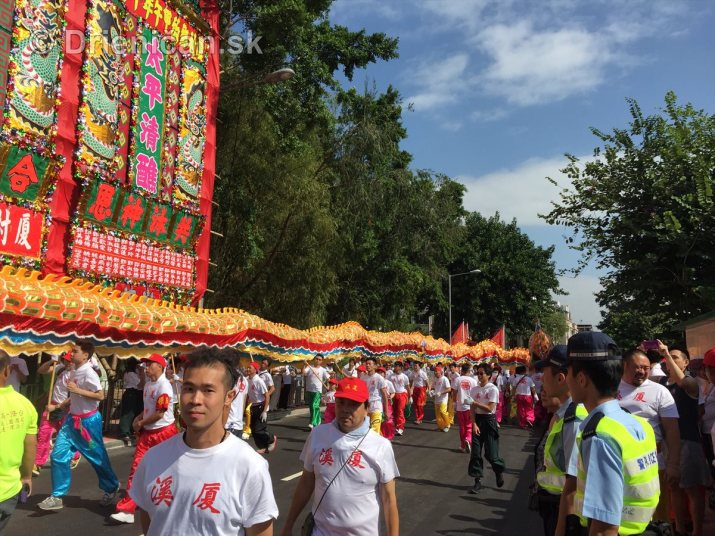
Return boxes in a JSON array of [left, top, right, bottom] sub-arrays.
[[51, 412, 119, 497]]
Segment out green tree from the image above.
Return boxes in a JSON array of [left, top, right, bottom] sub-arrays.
[[441, 213, 563, 341], [542, 92, 715, 348]]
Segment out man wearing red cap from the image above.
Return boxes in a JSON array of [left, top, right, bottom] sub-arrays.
[[111, 353, 178, 524], [280, 376, 400, 536], [33, 353, 80, 476]]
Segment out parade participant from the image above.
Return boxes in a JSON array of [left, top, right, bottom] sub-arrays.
[[364, 358, 389, 434], [533, 345, 588, 536], [432, 365, 452, 432], [391, 362, 410, 436], [567, 332, 659, 536], [246, 362, 278, 454], [111, 353, 179, 524], [467, 363, 505, 493], [304, 355, 330, 429], [258, 359, 276, 409], [378, 367, 396, 440], [0, 351, 37, 533], [455, 364, 477, 452], [6, 355, 28, 393], [447, 362, 459, 426], [409, 362, 430, 424], [532, 364, 547, 424], [38, 341, 120, 511], [226, 365, 249, 438], [342, 358, 358, 378], [279, 377, 399, 536], [323, 379, 338, 423], [118, 357, 143, 446], [617, 349, 680, 523], [34, 353, 80, 476], [278, 364, 294, 409], [490, 364, 506, 423], [660, 344, 711, 536], [511, 365, 538, 428], [129, 350, 278, 535]]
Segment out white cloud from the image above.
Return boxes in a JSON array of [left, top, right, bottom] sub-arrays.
[[470, 107, 508, 122], [404, 53, 469, 111], [458, 154, 585, 226], [555, 274, 603, 326], [329, 0, 400, 22]]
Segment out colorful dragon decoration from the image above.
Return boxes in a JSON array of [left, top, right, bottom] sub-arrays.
[[0, 266, 530, 365]]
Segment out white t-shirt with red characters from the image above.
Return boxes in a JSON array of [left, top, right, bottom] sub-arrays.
[[433, 375, 451, 405], [130, 433, 277, 536], [454, 375, 478, 412], [410, 369, 429, 388], [365, 373, 386, 413], [617, 379, 679, 444], [510, 374, 535, 396], [226, 376, 248, 431], [391, 373, 410, 394], [142, 373, 175, 430], [300, 423, 399, 536], [247, 375, 267, 405], [471, 382, 499, 415]]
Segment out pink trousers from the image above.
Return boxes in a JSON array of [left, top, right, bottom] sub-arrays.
[[516, 394, 534, 428], [456, 410, 472, 449]]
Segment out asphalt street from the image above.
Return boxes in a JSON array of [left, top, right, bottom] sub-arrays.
[[7, 406, 542, 535]]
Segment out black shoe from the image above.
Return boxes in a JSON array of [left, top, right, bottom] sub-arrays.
[[496, 472, 504, 488], [468, 479, 482, 494]]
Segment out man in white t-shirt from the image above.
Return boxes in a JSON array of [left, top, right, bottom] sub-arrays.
[[341, 358, 358, 378], [304, 355, 330, 429], [454, 364, 477, 452], [129, 349, 277, 535], [363, 358, 389, 435], [7, 356, 28, 392], [111, 354, 178, 524], [227, 371, 249, 437], [247, 362, 277, 454], [280, 377, 399, 536], [510, 365, 537, 428], [467, 363, 505, 493], [258, 359, 276, 409], [409, 362, 430, 424], [431, 365, 451, 432], [278, 365, 293, 409], [617, 349, 680, 522], [390, 362, 411, 436], [38, 341, 119, 511], [447, 362, 459, 427]]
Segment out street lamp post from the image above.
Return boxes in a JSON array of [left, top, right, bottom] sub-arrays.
[[448, 269, 481, 343]]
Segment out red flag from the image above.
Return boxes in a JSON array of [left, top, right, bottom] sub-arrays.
[[490, 325, 506, 347], [451, 321, 469, 345]]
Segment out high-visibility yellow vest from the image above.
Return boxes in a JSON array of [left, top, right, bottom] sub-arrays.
[[537, 401, 588, 494], [575, 411, 659, 535]]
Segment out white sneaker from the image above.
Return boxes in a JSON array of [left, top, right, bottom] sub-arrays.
[[241, 432, 250, 440], [396, 429, 403, 436], [442, 427, 450, 432], [465, 442, 472, 454], [268, 436, 278, 453], [308, 424, 313, 430], [110, 512, 135, 524]]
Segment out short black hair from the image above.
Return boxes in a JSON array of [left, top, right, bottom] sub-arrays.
[[624, 349, 648, 363], [570, 359, 623, 398], [77, 340, 95, 357], [365, 357, 377, 364], [477, 363, 492, 376], [516, 365, 527, 374], [185, 348, 237, 391], [461, 363, 471, 374]]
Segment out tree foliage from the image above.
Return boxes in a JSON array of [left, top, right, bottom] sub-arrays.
[[543, 92, 715, 348]]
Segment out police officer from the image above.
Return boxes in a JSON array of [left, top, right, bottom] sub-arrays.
[[565, 332, 660, 536], [533, 345, 588, 536]]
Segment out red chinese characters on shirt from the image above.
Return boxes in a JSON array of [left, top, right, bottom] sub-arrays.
[[318, 448, 334, 466], [347, 449, 366, 469], [193, 482, 221, 514], [150, 475, 174, 506], [633, 392, 646, 402]]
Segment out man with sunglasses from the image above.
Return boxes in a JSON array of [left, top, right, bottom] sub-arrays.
[[467, 363, 506, 493]]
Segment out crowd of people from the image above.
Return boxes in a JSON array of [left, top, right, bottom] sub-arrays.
[[1, 334, 714, 535]]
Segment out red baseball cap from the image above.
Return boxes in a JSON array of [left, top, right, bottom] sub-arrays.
[[142, 354, 167, 368], [61, 352, 72, 362], [357, 364, 367, 373], [328, 378, 338, 385], [704, 347, 715, 367], [335, 377, 368, 403], [377, 366, 386, 373], [249, 362, 260, 371]]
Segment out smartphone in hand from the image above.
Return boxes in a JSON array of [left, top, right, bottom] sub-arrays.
[[641, 340, 660, 351]]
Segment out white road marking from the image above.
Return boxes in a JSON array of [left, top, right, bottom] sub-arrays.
[[281, 471, 303, 481]]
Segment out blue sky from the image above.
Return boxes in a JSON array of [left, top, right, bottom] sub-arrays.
[[328, 0, 715, 326]]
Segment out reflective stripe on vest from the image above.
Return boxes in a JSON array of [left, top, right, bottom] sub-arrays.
[[536, 402, 587, 494], [575, 412, 659, 536]]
